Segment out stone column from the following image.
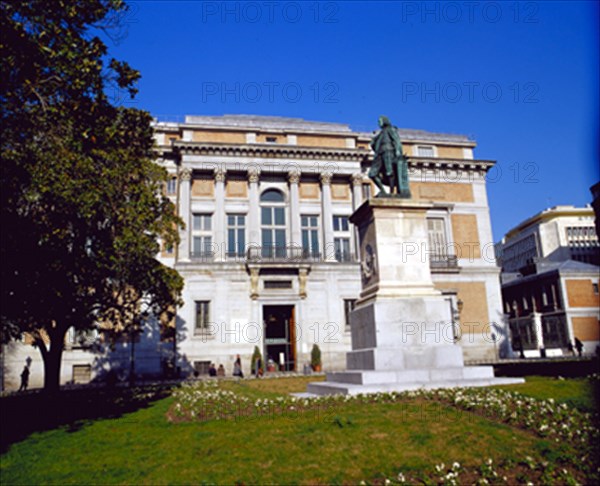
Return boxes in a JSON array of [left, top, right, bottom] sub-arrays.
[[321, 172, 335, 262], [351, 173, 364, 260], [178, 167, 192, 262], [288, 170, 301, 248], [532, 312, 545, 355], [214, 167, 226, 261], [248, 168, 261, 252], [351, 173, 364, 210]]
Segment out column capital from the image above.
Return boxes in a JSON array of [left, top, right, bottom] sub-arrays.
[[214, 167, 226, 183], [351, 172, 364, 187], [320, 172, 333, 185], [248, 168, 260, 183], [288, 169, 301, 184], [179, 167, 192, 182]]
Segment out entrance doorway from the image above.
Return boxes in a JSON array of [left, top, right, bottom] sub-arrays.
[[263, 305, 296, 371]]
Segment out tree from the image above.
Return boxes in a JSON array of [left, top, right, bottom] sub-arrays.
[[1, 0, 184, 392]]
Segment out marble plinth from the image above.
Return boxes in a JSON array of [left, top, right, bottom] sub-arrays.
[[304, 198, 524, 396]]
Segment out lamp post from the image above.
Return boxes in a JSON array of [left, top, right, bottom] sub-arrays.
[[455, 299, 463, 342]]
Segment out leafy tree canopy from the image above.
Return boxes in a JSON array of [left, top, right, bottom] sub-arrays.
[[1, 0, 183, 390]]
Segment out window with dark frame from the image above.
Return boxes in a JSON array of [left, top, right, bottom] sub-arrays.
[[333, 215, 351, 262], [264, 280, 293, 289], [301, 215, 320, 259], [194, 301, 210, 334], [192, 213, 213, 259], [344, 299, 357, 330], [261, 189, 286, 258], [194, 361, 211, 375], [72, 364, 92, 383], [227, 214, 246, 258]]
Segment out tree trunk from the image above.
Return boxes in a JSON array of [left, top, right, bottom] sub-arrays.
[[40, 328, 66, 393]]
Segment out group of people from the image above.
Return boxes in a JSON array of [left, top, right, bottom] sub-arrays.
[[568, 337, 585, 357], [12, 338, 594, 391], [513, 336, 586, 358], [207, 355, 245, 379]]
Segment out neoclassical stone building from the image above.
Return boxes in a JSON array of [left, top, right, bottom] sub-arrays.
[[1, 114, 507, 389], [154, 115, 506, 377]]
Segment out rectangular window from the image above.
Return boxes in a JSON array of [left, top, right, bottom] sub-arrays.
[[194, 361, 211, 376], [417, 146, 435, 157], [333, 215, 350, 232], [593, 283, 599, 295], [301, 215, 320, 259], [333, 215, 351, 262], [194, 301, 210, 334], [72, 364, 92, 384], [68, 328, 97, 348], [427, 218, 448, 260], [266, 136, 277, 143], [344, 299, 357, 330], [334, 237, 351, 262], [192, 213, 213, 259], [264, 280, 293, 289], [227, 214, 246, 258], [166, 177, 177, 195], [261, 205, 286, 258], [193, 213, 212, 231]]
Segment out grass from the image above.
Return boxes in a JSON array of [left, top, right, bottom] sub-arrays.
[[497, 375, 599, 412], [0, 375, 597, 485]]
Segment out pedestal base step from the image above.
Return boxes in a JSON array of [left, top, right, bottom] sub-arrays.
[[326, 365, 496, 385], [306, 368, 524, 396]]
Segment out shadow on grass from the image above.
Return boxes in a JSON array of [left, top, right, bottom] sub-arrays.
[[0, 384, 172, 453]]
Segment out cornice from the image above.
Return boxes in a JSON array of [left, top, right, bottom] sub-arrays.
[[172, 140, 367, 162], [163, 141, 495, 171], [406, 156, 496, 172]]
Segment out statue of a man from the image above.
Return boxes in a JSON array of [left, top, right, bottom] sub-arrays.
[[369, 116, 411, 198]]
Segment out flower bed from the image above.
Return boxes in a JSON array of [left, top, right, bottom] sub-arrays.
[[168, 378, 599, 484]]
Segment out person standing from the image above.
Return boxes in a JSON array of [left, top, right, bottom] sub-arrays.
[[208, 363, 217, 377], [233, 354, 244, 378], [254, 356, 262, 378], [574, 337, 584, 357], [19, 365, 30, 392]]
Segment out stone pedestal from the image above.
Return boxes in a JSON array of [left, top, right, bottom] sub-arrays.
[[306, 198, 523, 396]]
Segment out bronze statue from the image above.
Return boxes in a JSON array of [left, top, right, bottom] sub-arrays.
[[369, 116, 411, 198]]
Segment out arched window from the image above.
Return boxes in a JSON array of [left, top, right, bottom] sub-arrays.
[[260, 189, 286, 258], [260, 189, 284, 203]]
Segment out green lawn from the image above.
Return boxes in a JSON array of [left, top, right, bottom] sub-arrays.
[[496, 375, 599, 413], [1, 376, 598, 485]]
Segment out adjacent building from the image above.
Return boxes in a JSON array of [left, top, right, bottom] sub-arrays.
[[590, 181, 600, 237], [497, 205, 600, 357], [2, 115, 507, 389], [498, 205, 599, 272]]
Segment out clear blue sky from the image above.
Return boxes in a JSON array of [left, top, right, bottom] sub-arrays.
[[103, 0, 599, 242]]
